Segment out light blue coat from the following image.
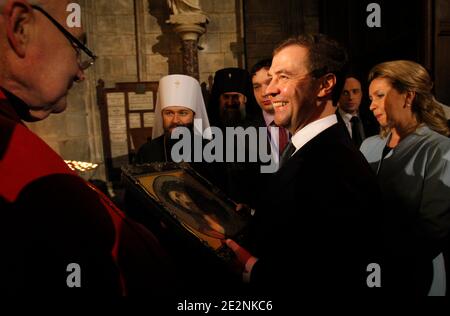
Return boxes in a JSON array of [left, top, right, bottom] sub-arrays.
[[360, 125, 450, 249]]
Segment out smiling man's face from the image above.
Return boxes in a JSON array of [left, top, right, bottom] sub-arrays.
[[266, 45, 319, 134]]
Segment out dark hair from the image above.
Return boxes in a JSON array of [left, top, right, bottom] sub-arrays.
[[340, 70, 366, 103], [250, 58, 272, 77], [273, 34, 349, 105], [343, 71, 364, 86], [159, 181, 191, 209]]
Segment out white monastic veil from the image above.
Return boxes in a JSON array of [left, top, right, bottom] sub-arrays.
[[152, 74, 212, 140]]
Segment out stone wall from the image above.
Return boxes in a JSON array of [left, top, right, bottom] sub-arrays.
[[140, 0, 182, 82], [27, 0, 244, 182], [93, 0, 139, 87], [245, 0, 320, 70], [26, 0, 105, 181], [197, 0, 244, 85], [139, 0, 243, 87]]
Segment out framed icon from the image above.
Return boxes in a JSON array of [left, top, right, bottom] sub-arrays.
[[122, 162, 249, 260]]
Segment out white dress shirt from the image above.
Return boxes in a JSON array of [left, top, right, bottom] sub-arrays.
[[290, 114, 338, 155], [338, 108, 357, 138]]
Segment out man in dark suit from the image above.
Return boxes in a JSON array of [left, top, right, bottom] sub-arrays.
[[226, 34, 385, 296], [336, 74, 379, 148]]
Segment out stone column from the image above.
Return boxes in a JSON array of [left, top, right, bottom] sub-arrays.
[[167, 13, 208, 80]]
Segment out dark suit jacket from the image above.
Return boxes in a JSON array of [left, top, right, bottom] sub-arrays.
[[134, 134, 167, 163], [336, 109, 379, 146], [247, 123, 385, 296]]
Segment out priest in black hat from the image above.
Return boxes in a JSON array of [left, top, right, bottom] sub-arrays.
[[207, 67, 261, 128], [206, 67, 263, 208]]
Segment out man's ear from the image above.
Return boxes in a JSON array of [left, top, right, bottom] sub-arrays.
[[317, 73, 336, 99], [3, 0, 34, 58]]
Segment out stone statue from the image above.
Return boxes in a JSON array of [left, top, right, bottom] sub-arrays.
[[167, 0, 205, 15]]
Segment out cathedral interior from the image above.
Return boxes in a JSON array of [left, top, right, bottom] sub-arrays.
[[25, 0, 450, 185]]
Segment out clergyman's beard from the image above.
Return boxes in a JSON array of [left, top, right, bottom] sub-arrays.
[[220, 106, 247, 127], [164, 122, 194, 138]]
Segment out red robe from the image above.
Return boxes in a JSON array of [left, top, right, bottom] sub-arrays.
[[0, 89, 173, 295]]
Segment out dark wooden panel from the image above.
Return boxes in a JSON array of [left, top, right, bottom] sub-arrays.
[[96, 80, 159, 182], [435, 0, 450, 105], [320, 0, 425, 76]]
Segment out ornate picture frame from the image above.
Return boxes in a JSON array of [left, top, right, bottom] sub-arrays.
[[122, 162, 249, 261]]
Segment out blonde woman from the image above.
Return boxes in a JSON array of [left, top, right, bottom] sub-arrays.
[[361, 60, 450, 295]]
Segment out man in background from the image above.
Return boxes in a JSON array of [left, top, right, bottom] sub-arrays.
[[207, 67, 261, 128], [337, 74, 379, 147], [251, 58, 290, 165], [206, 67, 262, 206], [135, 74, 211, 164]]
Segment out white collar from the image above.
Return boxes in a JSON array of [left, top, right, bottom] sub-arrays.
[[338, 108, 358, 122], [291, 114, 338, 154]]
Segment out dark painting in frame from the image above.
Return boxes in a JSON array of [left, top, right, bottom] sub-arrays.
[[122, 162, 249, 262]]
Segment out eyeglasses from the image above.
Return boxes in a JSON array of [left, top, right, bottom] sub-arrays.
[[31, 5, 97, 70]]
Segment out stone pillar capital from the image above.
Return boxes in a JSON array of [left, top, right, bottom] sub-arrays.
[[173, 23, 205, 41], [167, 13, 208, 41]]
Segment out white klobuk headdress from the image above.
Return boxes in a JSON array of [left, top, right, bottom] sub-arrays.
[[152, 74, 212, 139]]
